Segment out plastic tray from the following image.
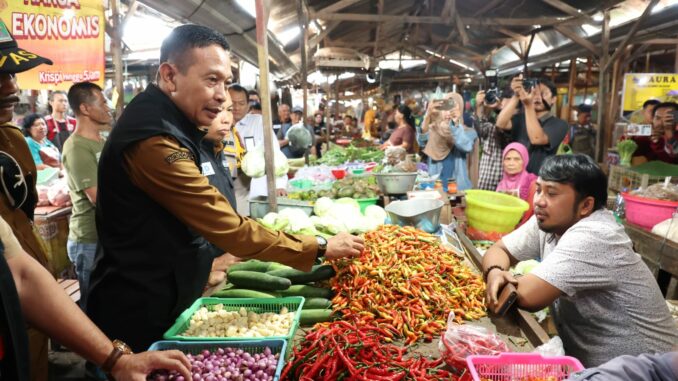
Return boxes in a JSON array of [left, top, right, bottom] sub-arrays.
[[467, 353, 585, 381], [163, 297, 304, 343], [148, 339, 287, 381]]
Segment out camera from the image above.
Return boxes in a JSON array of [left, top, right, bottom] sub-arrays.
[[484, 68, 500, 105], [522, 78, 539, 92]]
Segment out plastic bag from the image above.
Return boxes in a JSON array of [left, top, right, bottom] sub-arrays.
[[47, 178, 71, 207], [652, 215, 678, 244], [534, 336, 565, 357], [439, 312, 509, 370]]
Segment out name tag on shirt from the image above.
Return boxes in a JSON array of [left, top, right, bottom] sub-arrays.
[[201, 162, 215, 176]]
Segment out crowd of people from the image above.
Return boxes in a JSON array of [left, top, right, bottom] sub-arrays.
[[1, 17, 677, 380]]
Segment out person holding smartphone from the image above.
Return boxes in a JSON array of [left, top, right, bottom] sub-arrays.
[[495, 74, 568, 174], [632, 102, 678, 164]]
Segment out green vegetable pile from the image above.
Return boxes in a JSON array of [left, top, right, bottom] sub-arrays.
[[617, 139, 638, 166], [289, 176, 380, 201], [214, 260, 336, 326], [317, 144, 384, 166]]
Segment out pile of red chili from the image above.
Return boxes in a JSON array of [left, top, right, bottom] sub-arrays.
[[281, 320, 461, 381], [331, 225, 486, 344]]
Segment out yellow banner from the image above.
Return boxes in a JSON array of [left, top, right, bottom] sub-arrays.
[[1, 0, 105, 90], [622, 73, 678, 113]]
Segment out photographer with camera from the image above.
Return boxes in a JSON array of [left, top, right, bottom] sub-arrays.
[[632, 102, 678, 164], [496, 74, 568, 174], [475, 87, 514, 190]]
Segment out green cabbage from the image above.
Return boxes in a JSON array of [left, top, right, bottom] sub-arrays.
[[241, 145, 289, 178], [313, 197, 334, 217], [287, 125, 313, 150]]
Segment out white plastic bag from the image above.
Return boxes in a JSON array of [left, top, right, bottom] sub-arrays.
[[534, 336, 565, 357], [651, 215, 678, 244]]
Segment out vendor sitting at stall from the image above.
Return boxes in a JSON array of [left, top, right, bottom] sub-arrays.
[[483, 154, 678, 367], [21, 113, 60, 169], [496, 142, 537, 201]]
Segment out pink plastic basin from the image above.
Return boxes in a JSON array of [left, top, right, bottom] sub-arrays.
[[622, 192, 678, 230]]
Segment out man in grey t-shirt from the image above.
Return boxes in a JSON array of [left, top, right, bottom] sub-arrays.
[[482, 155, 678, 367]]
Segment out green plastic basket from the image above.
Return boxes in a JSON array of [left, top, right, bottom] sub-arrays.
[[148, 339, 287, 381], [357, 197, 379, 214], [163, 297, 305, 343]]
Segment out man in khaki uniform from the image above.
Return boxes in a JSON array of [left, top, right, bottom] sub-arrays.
[[88, 24, 364, 352]]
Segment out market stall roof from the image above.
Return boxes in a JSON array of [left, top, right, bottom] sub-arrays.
[[120, 0, 678, 82]]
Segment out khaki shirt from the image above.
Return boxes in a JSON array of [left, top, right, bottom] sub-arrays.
[[0, 124, 51, 273], [123, 135, 317, 270]]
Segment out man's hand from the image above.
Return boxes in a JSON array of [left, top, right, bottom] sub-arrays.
[[325, 232, 364, 260], [510, 75, 525, 96], [476, 90, 486, 106], [485, 269, 518, 310], [276, 188, 288, 197], [212, 253, 240, 272], [111, 350, 192, 381], [518, 85, 536, 108]]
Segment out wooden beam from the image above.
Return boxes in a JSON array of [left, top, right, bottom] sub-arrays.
[[470, 37, 513, 45], [315, 0, 363, 15], [497, 27, 528, 41], [641, 38, 678, 45], [109, 0, 124, 115], [255, 0, 277, 211], [595, 9, 610, 163], [563, 58, 576, 122], [505, 42, 523, 60], [373, 0, 384, 57], [604, 0, 660, 72], [328, 40, 399, 48], [311, 12, 452, 24], [441, 0, 455, 22], [121, 0, 138, 29], [523, 32, 536, 73], [554, 25, 598, 56], [463, 17, 563, 26], [472, 0, 504, 17], [294, 21, 340, 56], [455, 12, 469, 46], [541, 0, 596, 25]]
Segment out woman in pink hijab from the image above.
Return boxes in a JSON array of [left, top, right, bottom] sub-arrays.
[[496, 142, 537, 201]]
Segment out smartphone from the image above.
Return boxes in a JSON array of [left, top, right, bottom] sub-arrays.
[[493, 283, 518, 316], [672, 110, 678, 123]]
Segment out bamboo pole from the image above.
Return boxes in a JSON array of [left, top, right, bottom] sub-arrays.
[[110, 0, 124, 115], [595, 9, 609, 163], [564, 58, 576, 123], [255, 0, 277, 212]]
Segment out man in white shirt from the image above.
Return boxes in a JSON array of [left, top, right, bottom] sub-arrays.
[[228, 84, 287, 216], [482, 154, 678, 367]]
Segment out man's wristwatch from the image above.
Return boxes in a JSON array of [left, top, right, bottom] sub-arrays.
[[316, 236, 328, 258], [102, 339, 133, 380]]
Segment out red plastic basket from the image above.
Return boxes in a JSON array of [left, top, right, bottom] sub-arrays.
[[466, 353, 585, 381]]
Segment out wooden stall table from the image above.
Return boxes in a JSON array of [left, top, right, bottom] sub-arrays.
[[623, 221, 678, 298], [34, 205, 72, 277]]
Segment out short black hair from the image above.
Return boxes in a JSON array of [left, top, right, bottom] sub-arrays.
[[538, 78, 557, 98], [68, 82, 103, 116], [539, 154, 608, 211], [652, 102, 678, 117], [248, 89, 259, 98], [643, 99, 661, 109], [48, 90, 66, 102], [577, 104, 592, 114], [21, 113, 44, 137], [160, 24, 230, 72], [228, 83, 248, 98]]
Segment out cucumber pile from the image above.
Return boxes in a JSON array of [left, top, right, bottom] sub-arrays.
[[213, 260, 335, 326]]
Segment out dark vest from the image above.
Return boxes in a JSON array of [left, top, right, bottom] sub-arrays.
[[199, 140, 236, 208], [0, 241, 30, 381], [88, 84, 216, 352]]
